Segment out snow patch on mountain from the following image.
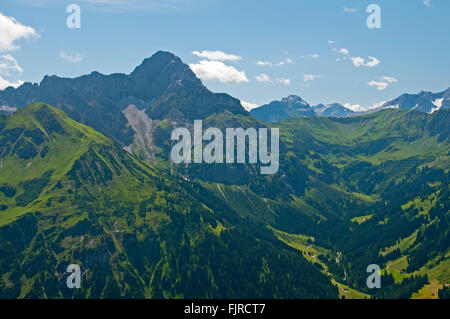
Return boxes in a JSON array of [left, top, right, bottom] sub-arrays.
[[431, 98, 444, 113]]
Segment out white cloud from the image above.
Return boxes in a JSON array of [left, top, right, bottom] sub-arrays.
[[256, 58, 293, 67], [300, 53, 320, 59], [365, 56, 380, 67], [303, 73, 323, 82], [351, 56, 380, 68], [367, 76, 398, 91], [333, 45, 380, 68], [382, 76, 398, 83], [241, 101, 258, 111], [255, 73, 271, 82], [343, 7, 357, 13], [276, 58, 293, 66], [424, 0, 431, 7], [0, 13, 39, 90], [0, 12, 39, 52], [333, 47, 350, 55], [328, 40, 335, 45], [256, 60, 272, 67], [255, 74, 289, 85], [189, 60, 248, 84], [367, 80, 388, 91], [350, 56, 365, 67], [343, 103, 363, 112], [344, 100, 387, 112], [0, 76, 23, 90], [0, 54, 23, 77], [192, 50, 241, 61], [276, 77, 290, 85], [60, 50, 83, 63]]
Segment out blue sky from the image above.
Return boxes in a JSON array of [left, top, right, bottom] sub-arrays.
[[0, 0, 449, 111]]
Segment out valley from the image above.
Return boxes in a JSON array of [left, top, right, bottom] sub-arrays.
[[0, 52, 448, 299]]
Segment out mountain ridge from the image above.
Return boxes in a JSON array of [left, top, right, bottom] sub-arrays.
[[250, 95, 354, 122], [382, 87, 450, 114], [0, 51, 247, 146], [250, 87, 450, 123]]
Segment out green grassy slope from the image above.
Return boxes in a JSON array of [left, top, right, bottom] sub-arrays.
[[0, 103, 338, 298], [273, 109, 449, 298], [171, 108, 449, 299]]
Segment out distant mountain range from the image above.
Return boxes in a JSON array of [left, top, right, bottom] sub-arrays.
[[250, 88, 450, 123], [250, 95, 354, 122], [1, 50, 448, 133]]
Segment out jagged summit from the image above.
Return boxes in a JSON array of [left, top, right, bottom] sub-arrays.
[[0, 51, 247, 145], [250, 95, 355, 122], [280, 95, 309, 105], [314, 103, 355, 117], [249, 95, 315, 122], [250, 86, 450, 123], [129, 51, 203, 98], [382, 87, 450, 114]]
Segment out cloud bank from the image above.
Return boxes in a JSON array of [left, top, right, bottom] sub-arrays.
[[60, 50, 83, 63], [189, 60, 248, 84], [192, 50, 241, 61], [0, 12, 39, 89]]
